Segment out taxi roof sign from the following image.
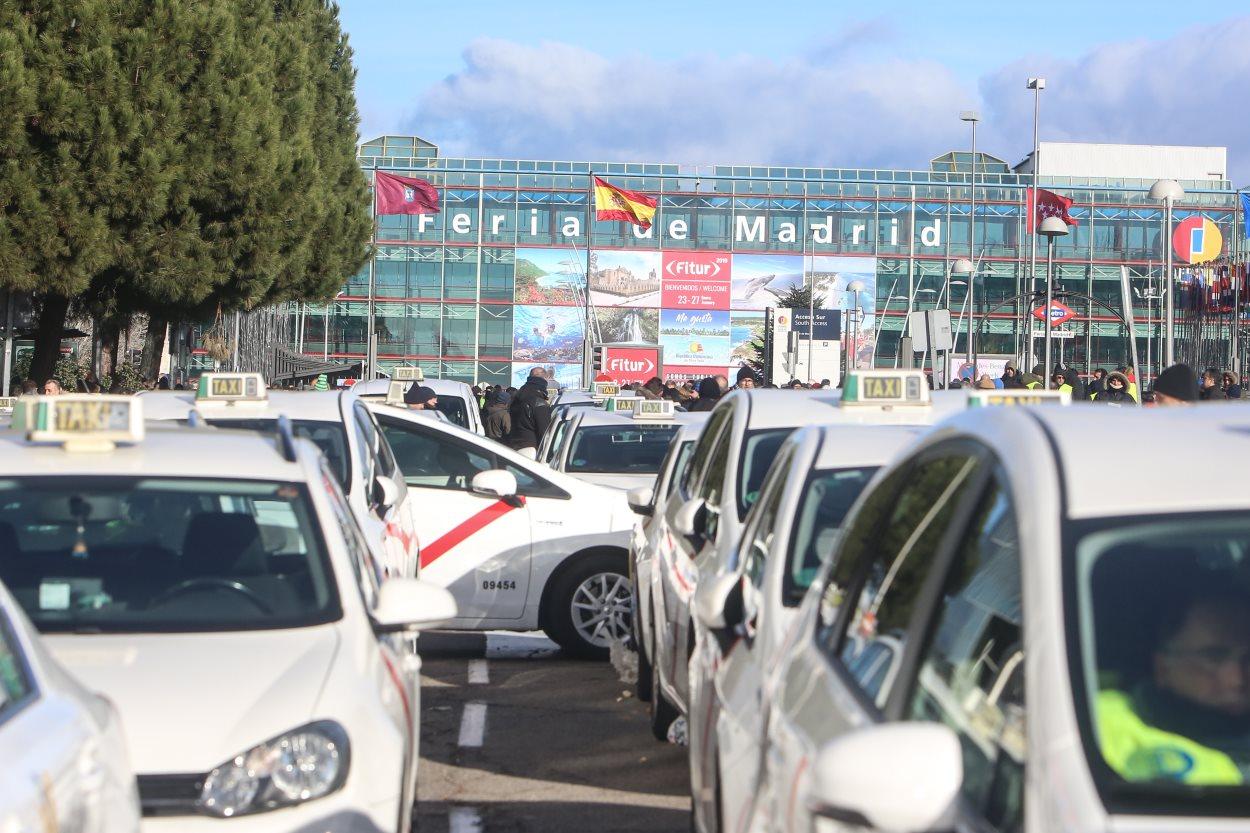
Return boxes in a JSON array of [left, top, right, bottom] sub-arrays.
[[967, 389, 1071, 407], [0, 397, 14, 414], [603, 395, 640, 414], [11, 395, 144, 451], [840, 370, 930, 407], [592, 381, 620, 400], [196, 373, 266, 404], [385, 380, 408, 407], [392, 366, 423, 382], [632, 399, 675, 420]]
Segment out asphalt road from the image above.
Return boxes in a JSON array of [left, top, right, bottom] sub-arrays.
[[415, 632, 691, 833]]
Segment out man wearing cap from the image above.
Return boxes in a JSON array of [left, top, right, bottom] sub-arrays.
[[403, 384, 439, 411], [1152, 364, 1199, 406]]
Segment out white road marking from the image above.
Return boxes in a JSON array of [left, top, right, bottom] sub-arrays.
[[449, 806, 483, 833], [485, 631, 560, 658], [468, 659, 489, 685], [458, 702, 487, 747]]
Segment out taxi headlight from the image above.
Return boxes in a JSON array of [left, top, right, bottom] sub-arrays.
[[199, 721, 349, 817]]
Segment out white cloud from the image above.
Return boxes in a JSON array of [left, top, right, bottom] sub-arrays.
[[405, 19, 1250, 184], [408, 37, 971, 171]]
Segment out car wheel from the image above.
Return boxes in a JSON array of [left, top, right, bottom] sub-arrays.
[[634, 581, 654, 702], [543, 552, 633, 660], [649, 648, 678, 741]]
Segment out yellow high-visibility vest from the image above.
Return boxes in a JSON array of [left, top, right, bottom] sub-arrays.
[[1096, 690, 1243, 785]]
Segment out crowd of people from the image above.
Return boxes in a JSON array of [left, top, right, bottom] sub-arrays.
[[951, 362, 1245, 406]]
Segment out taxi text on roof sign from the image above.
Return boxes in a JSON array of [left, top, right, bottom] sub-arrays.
[[11, 395, 144, 451], [967, 389, 1071, 407], [0, 397, 14, 413], [632, 399, 675, 420], [393, 366, 424, 382], [841, 370, 930, 407], [603, 396, 640, 414], [196, 372, 266, 403], [592, 381, 620, 400]]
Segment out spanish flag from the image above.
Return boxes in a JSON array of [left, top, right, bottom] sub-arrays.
[[593, 176, 657, 230]]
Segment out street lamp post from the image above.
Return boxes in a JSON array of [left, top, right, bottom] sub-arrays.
[[960, 112, 979, 369], [1039, 216, 1070, 388], [1025, 78, 1045, 367], [846, 279, 866, 372], [951, 257, 974, 378], [1149, 179, 1185, 368]]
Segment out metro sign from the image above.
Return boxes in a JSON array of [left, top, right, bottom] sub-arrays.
[[1032, 301, 1075, 326], [601, 346, 661, 384]]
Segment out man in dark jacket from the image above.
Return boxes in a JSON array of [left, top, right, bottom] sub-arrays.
[[505, 372, 551, 457], [485, 390, 511, 441], [688, 376, 722, 412]]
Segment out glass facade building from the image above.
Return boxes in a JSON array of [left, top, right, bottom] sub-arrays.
[[294, 134, 1243, 385]]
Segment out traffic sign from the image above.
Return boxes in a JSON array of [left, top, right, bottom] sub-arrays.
[[1032, 301, 1075, 326]]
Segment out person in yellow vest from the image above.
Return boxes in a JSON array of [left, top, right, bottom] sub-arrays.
[[1051, 370, 1072, 394], [1097, 587, 1250, 785]]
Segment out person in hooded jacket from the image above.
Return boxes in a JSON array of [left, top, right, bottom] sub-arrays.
[[688, 376, 723, 412], [1095, 371, 1135, 404], [484, 390, 512, 440], [505, 372, 552, 457], [1088, 368, 1108, 399], [1062, 366, 1087, 399]]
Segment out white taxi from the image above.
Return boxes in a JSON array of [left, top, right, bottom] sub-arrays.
[[537, 382, 617, 463], [361, 395, 640, 659], [548, 400, 702, 491], [742, 395, 1250, 833], [677, 370, 940, 833], [0, 574, 140, 831], [141, 375, 421, 579], [353, 367, 484, 436], [692, 422, 923, 833], [624, 415, 709, 707], [0, 395, 456, 832]]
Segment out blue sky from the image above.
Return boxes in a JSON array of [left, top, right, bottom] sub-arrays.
[[338, 1, 1250, 182]]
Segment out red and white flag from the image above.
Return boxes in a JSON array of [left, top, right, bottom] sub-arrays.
[[374, 171, 440, 215], [1026, 187, 1079, 233]]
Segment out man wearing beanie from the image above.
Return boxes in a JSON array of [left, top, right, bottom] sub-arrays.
[[1152, 363, 1199, 406], [403, 384, 439, 411], [505, 370, 552, 458]]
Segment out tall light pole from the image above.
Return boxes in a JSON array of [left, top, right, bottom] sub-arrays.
[[1149, 179, 1185, 367], [1039, 216, 1070, 388], [1026, 78, 1045, 367], [960, 111, 979, 370], [846, 279, 866, 371]]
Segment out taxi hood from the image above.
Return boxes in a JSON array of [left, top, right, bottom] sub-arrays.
[[45, 625, 340, 774]]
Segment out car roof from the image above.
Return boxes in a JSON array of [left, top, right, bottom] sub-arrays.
[[143, 389, 350, 423], [0, 421, 318, 480], [572, 407, 707, 429], [809, 423, 926, 469], [936, 405, 1250, 520], [351, 378, 474, 400]]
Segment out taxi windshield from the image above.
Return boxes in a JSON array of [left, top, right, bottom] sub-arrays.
[[1072, 514, 1250, 814], [0, 477, 340, 634], [738, 428, 792, 518], [204, 418, 349, 489], [784, 466, 878, 603], [565, 425, 678, 474]]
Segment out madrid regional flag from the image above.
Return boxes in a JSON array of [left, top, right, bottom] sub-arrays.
[[593, 176, 658, 229], [1025, 187, 1079, 232], [374, 170, 440, 215]]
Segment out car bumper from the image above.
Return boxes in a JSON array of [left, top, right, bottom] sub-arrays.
[[141, 792, 397, 833]]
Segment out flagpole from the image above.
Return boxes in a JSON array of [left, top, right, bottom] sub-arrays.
[[583, 173, 594, 387], [366, 171, 378, 379]]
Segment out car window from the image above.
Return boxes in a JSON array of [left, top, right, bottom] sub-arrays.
[[682, 407, 732, 496], [785, 466, 880, 606], [434, 395, 471, 429], [827, 452, 982, 706], [317, 463, 384, 600], [0, 612, 35, 721], [697, 422, 735, 542], [909, 474, 1024, 832], [204, 419, 350, 490], [565, 425, 680, 474], [741, 444, 794, 589], [378, 417, 493, 490], [737, 428, 793, 518], [353, 403, 381, 486], [665, 441, 695, 500]]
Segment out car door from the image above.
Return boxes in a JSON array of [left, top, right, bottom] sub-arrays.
[[373, 412, 534, 622], [764, 444, 988, 833], [354, 401, 420, 578], [713, 440, 799, 832]]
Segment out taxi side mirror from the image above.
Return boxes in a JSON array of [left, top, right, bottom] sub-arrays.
[[371, 578, 458, 633], [807, 723, 962, 833], [372, 475, 400, 511], [673, 498, 706, 542], [694, 571, 744, 632], [471, 469, 519, 502], [626, 486, 654, 517]]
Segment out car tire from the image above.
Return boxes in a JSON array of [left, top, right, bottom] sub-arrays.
[[634, 584, 654, 702], [649, 650, 678, 741], [543, 552, 633, 660]]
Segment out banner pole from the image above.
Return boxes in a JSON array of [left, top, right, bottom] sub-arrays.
[[583, 173, 594, 387]]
